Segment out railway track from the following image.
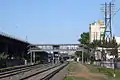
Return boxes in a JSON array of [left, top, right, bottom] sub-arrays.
[[20, 62, 68, 80], [41, 63, 68, 80], [0, 63, 38, 73], [0, 63, 52, 79], [0, 64, 39, 75]]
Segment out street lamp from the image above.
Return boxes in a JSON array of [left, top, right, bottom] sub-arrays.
[[113, 55, 116, 77]]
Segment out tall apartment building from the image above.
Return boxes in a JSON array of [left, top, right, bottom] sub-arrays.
[[89, 20, 120, 60], [89, 20, 105, 43], [115, 36, 120, 45]]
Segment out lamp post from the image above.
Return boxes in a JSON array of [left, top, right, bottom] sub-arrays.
[[113, 55, 116, 77], [82, 46, 84, 64]]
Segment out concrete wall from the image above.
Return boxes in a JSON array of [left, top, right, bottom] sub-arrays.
[[0, 59, 24, 68], [94, 61, 120, 69]]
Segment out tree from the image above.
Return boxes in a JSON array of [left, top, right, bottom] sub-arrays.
[[110, 36, 118, 58], [78, 32, 100, 48], [78, 32, 89, 45], [78, 32, 98, 62], [75, 51, 90, 62], [75, 51, 82, 57], [0, 52, 8, 68], [0, 52, 8, 60]]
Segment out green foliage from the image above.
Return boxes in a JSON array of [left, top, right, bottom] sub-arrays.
[[98, 67, 113, 77], [0, 52, 9, 68], [0, 52, 8, 60], [85, 64, 120, 80], [102, 36, 118, 58], [102, 36, 118, 48], [64, 76, 88, 80], [75, 51, 90, 62], [90, 56, 95, 64], [67, 62, 76, 72], [75, 51, 82, 57], [88, 40, 102, 49], [78, 32, 101, 49], [78, 32, 89, 45]]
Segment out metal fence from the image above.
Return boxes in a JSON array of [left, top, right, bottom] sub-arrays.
[[93, 61, 120, 69]]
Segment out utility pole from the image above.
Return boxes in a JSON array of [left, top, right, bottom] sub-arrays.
[[25, 36, 28, 42], [101, 2, 116, 77], [103, 2, 112, 39], [82, 50, 84, 64], [101, 2, 114, 61]]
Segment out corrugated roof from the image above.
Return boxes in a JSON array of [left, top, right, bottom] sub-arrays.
[[0, 31, 30, 44]]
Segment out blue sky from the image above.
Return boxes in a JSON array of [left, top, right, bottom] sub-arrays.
[[0, 0, 120, 44]]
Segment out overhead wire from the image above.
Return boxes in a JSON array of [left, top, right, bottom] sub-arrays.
[[112, 7, 120, 18], [111, 0, 120, 18], [110, 0, 120, 37], [111, 0, 115, 3]]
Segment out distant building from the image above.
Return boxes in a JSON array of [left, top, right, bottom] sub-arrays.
[[89, 20, 120, 60], [115, 36, 120, 45], [115, 36, 120, 57], [89, 20, 105, 43]]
